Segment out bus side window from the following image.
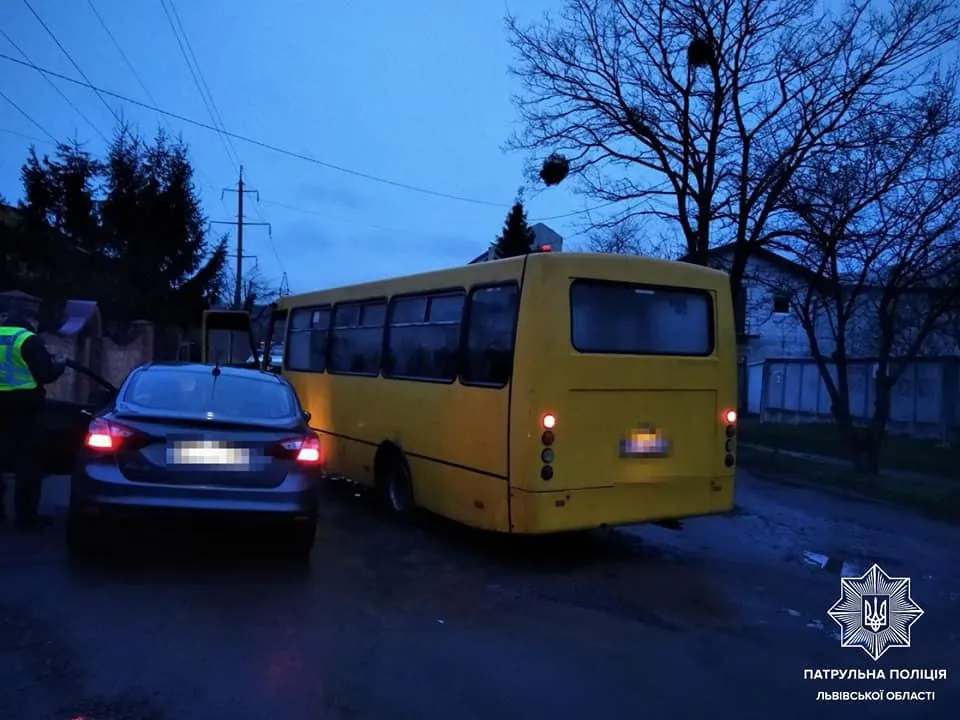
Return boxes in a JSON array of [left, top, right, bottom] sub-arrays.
[[384, 292, 463, 382], [309, 308, 331, 370], [329, 300, 385, 376], [461, 284, 519, 387]]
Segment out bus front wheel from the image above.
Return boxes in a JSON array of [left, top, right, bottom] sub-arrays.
[[378, 453, 415, 516]]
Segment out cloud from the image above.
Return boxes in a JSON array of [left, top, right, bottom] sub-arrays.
[[279, 219, 335, 252], [295, 181, 370, 210]]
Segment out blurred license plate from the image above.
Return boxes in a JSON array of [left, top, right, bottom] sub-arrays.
[[166, 440, 251, 466], [620, 430, 669, 457]]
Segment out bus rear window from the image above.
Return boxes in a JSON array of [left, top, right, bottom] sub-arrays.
[[570, 280, 714, 356]]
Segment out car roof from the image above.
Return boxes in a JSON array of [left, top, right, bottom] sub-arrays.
[[131, 362, 289, 384]]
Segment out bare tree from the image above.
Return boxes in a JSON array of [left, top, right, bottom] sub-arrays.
[[506, 0, 960, 330], [240, 266, 280, 312], [765, 82, 960, 474], [216, 261, 279, 311], [586, 215, 646, 254]]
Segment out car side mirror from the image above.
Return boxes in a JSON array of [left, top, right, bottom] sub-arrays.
[[303, 410, 312, 422]]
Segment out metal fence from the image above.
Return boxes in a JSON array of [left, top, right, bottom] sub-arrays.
[[744, 356, 960, 441]]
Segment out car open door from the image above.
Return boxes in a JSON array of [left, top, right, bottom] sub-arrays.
[[36, 360, 118, 475], [201, 309, 258, 366]]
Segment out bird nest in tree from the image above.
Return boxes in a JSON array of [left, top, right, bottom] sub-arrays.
[[540, 153, 570, 186], [687, 38, 716, 68]]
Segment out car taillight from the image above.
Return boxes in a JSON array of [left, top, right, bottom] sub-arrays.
[[296, 436, 321, 464], [271, 435, 322, 465], [85, 418, 147, 452]]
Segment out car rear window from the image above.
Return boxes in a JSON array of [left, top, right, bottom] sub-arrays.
[[122, 369, 298, 420], [570, 280, 714, 356]]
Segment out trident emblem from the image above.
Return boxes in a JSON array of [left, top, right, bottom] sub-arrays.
[[862, 595, 889, 632]]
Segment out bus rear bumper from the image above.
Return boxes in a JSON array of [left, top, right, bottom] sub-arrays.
[[508, 475, 735, 534]]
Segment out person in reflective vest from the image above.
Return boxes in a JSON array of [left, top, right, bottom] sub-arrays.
[[0, 310, 66, 528]]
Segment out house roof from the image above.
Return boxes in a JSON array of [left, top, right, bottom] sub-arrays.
[[696, 242, 955, 297], [699, 242, 818, 278]]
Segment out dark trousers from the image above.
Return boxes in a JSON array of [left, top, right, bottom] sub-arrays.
[[0, 394, 43, 521]]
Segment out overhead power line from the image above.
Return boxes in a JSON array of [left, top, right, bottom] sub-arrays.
[[85, 0, 158, 106], [0, 27, 108, 143], [260, 197, 618, 224], [0, 126, 55, 145], [0, 51, 507, 208], [0, 52, 614, 220], [0, 90, 56, 143], [159, 0, 240, 173], [22, 0, 120, 124], [82, 1, 219, 191], [166, 0, 241, 167]]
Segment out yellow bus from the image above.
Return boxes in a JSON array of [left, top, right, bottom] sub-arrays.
[[208, 251, 738, 534]]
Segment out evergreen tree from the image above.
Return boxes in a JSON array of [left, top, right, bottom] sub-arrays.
[[493, 191, 536, 258], [100, 125, 226, 325], [14, 126, 227, 327], [15, 141, 106, 303]]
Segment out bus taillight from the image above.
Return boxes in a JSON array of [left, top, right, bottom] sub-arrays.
[[723, 408, 736, 466], [540, 413, 556, 480]]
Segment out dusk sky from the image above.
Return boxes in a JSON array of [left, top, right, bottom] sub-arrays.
[[0, 0, 608, 295]]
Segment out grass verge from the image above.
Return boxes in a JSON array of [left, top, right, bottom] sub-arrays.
[[739, 418, 959, 478], [738, 446, 960, 524]]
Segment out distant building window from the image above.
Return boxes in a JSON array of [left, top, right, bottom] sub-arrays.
[[772, 295, 790, 314]]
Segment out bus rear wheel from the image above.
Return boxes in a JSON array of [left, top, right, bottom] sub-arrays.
[[379, 456, 415, 516]]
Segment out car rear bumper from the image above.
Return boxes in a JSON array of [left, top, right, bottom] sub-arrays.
[[69, 461, 321, 519]]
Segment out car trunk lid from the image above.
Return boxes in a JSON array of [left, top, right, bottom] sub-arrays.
[[105, 416, 307, 488]]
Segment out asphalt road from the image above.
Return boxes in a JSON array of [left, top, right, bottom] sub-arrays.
[[1, 471, 957, 720]]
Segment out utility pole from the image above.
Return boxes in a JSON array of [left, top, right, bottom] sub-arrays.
[[235, 166, 246, 309], [212, 165, 271, 309]]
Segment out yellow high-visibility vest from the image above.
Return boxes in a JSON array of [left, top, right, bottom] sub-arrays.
[[0, 326, 39, 391]]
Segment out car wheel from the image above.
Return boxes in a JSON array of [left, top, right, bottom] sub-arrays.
[[285, 519, 317, 559], [382, 458, 415, 516], [65, 513, 100, 558]]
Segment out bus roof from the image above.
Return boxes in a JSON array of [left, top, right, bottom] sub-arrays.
[[277, 252, 731, 308]]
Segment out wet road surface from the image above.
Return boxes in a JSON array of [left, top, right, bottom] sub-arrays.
[[1, 472, 957, 719]]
